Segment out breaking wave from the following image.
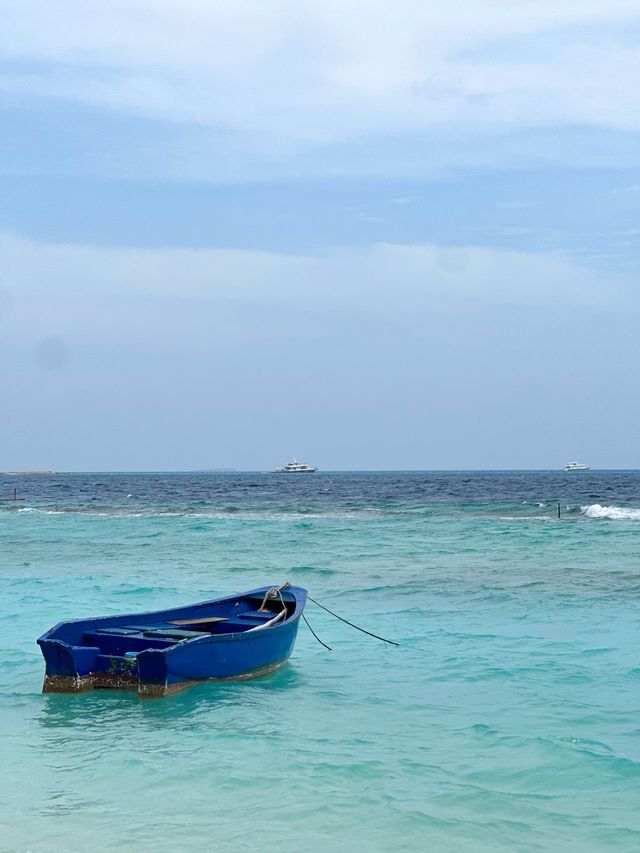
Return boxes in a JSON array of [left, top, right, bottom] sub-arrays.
[[8, 505, 389, 522], [582, 504, 640, 521], [8, 501, 640, 524]]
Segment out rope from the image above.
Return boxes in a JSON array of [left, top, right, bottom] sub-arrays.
[[258, 581, 291, 612], [307, 596, 399, 646], [302, 613, 332, 651]]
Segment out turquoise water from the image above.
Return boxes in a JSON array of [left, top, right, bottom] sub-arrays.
[[1, 471, 640, 852]]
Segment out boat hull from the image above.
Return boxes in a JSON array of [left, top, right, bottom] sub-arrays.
[[42, 654, 293, 697], [38, 585, 306, 698], [272, 461, 318, 472]]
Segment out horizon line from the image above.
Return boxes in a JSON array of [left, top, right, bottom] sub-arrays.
[[2, 468, 639, 475]]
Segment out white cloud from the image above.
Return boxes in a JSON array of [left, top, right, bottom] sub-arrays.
[[388, 197, 419, 205], [497, 202, 531, 209], [1, 0, 639, 161]]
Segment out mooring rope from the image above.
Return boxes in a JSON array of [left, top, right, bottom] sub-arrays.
[[307, 596, 399, 646], [302, 612, 333, 651], [258, 581, 291, 613]]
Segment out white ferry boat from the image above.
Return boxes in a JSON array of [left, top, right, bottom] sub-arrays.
[[564, 462, 590, 471], [273, 460, 318, 473]]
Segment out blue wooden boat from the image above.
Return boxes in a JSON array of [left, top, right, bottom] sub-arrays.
[[38, 584, 307, 697]]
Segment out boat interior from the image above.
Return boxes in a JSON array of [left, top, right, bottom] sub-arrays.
[[79, 595, 293, 657]]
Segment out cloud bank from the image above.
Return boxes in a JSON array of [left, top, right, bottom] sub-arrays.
[[1, 230, 633, 348], [2, 229, 638, 470], [2, 1, 640, 178]]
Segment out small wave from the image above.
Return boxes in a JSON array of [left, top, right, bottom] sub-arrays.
[[16, 507, 64, 515], [6, 506, 391, 522], [498, 515, 553, 521], [289, 565, 337, 576], [582, 504, 640, 521]]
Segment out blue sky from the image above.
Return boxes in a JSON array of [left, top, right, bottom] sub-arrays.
[[1, 1, 640, 470]]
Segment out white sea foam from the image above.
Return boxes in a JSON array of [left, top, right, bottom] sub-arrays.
[[17, 507, 64, 515], [582, 504, 640, 521]]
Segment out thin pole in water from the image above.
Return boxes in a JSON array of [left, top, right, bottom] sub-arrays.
[[0, 488, 24, 502], [557, 502, 561, 518]]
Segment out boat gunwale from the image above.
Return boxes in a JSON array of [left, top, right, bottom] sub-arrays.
[[37, 585, 308, 650]]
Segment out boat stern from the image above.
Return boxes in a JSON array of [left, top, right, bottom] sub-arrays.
[[38, 637, 101, 692]]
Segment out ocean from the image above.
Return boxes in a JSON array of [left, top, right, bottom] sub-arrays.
[[1, 470, 640, 852]]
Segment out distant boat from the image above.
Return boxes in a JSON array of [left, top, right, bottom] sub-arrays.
[[273, 460, 318, 473], [38, 584, 307, 697], [565, 462, 590, 471]]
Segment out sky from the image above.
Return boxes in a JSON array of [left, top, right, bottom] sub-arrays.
[[1, 0, 640, 471]]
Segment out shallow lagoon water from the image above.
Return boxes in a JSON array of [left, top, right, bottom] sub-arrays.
[[1, 471, 640, 852]]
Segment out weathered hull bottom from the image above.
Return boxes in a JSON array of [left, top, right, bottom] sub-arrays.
[[42, 658, 288, 698]]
